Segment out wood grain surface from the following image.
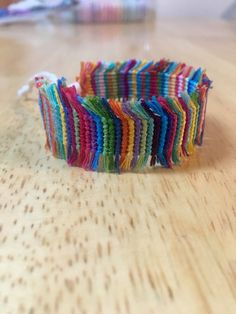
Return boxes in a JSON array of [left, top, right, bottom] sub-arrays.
[[0, 19, 236, 314]]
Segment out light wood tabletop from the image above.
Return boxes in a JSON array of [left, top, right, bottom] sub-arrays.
[[0, 18, 236, 314]]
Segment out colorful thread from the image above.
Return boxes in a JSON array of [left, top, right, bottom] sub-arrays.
[[35, 59, 212, 172]]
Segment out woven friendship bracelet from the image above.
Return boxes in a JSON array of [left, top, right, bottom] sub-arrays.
[[35, 59, 212, 172]]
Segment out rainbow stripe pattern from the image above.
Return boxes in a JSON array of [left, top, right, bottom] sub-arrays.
[[36, 59, 212, 172]]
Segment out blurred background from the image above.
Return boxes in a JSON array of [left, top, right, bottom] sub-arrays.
[[0, 0, 235, 97], [157, 0, 236, 18], [0, 0, 236, 24]]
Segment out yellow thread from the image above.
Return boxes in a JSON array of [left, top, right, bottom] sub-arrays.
[[125, 117, 135, 170], [187, 96, 197, 155], [173, 98, 186, 159], [53, 85, 68, 159], [132, 60, 146, 98]]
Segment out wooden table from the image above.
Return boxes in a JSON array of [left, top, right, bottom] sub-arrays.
[[0, 19, 236, 314]]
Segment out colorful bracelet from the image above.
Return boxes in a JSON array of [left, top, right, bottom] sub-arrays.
[[35, 59, 212, 172]]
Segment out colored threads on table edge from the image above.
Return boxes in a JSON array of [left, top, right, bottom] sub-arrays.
[[35, 59, 212, 172]]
